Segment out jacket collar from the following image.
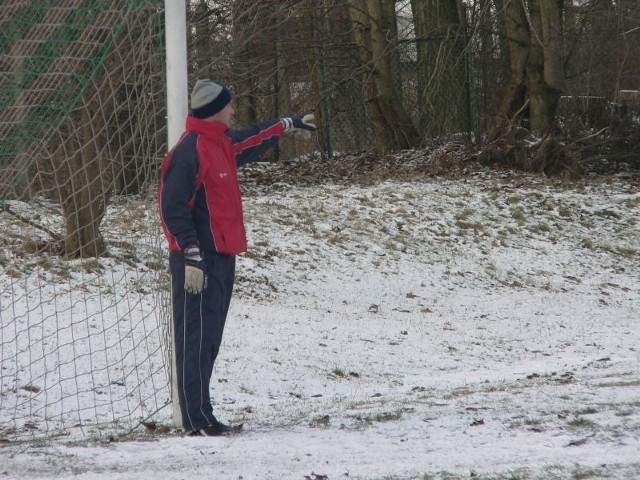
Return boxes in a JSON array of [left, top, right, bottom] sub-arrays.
[[186, 115, 228, 138]]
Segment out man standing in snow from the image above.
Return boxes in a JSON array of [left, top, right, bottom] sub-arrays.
[[158, 79, 316, 436]]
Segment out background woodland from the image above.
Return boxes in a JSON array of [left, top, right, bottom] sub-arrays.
[[1, 0, 639, 256]]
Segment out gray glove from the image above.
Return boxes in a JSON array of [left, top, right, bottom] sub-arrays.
[[282, 114, 317, 135], [184, 246, 206, 294]]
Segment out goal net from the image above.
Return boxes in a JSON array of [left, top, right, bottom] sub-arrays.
[[0, 0, 171, 441]]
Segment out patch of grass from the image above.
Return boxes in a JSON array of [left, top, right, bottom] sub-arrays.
[[598, 243, 615, 254], [309, 414, 331, 428], [523, 416, 544, 427], [23, 237, 48, 254], [528, 222, 551, 234], [144, 257, 165, 271], [300, 212, 315, 227], [484, 260, 499, 278], [370, 475, 437, 480], [32, 257, 71, 281], [504, 472, 530, 480], [580, 219, 595, 229], [594, 243, 636, 258], [457, 220, 485, 233], [328, 233, 349, 246], [577, 407, 598, 415], [82, 259, 104, 273], [594, 209, 621, 219], [508, 417, 544, 432], [458, 468, 532, 480], [355, 195, 376, 207], [422, 473, 461, 480], [571, 466, 608, 479], [615, 409, 635, 417], [34, 255, 55, 270], [580, 238, 595, 250], [615, 246, 637, 258], [593, 379, 640, 388], [4, 266, 22, 278], [558, 205, 573, 217], [486, 190, 500, 202], [511, 207, 526, 225], [624, 197, 640, 208], [456, 207, 475, 221], [354, 409, 404, 426], [567, 417, 597, 429], [372, 410, 403, 422]]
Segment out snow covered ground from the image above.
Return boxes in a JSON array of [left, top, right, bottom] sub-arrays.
[[1, 163, 639, 479]]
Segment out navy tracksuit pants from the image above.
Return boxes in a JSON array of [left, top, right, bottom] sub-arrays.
[[169, 251, 236, 431]]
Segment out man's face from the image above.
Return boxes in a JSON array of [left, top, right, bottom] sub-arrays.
[[212, 102, 235, 127]]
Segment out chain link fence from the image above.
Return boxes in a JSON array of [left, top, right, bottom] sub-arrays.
[[189, 1, 476, 161]]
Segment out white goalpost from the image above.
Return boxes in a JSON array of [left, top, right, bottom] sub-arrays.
[[163, 0, 188, 430], [165, 0, 189, 151]]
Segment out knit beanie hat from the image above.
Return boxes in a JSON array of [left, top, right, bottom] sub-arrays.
[[190, 79, 232, 119]]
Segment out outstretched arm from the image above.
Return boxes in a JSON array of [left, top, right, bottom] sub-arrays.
[[229, 114, 317, 167], [228, 119, 285, 167]]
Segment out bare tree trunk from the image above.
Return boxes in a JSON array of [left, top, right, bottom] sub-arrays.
[[529, 0, 564, 133], [526, 0, 547, 133], [411, 0, 467, 136], [192, 0, 213, 78], [478, 0, 493, 133], [348, 0, 419, 152], [492, 0, 530, 138], [275, 37, 293, 160], [232, 0, 260, 127], [540, 0, 564, 95], [493, 0, 565, 137], [306, 2, 330, 155], [59, 103, 108, 258]]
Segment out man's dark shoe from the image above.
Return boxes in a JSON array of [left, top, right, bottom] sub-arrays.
[[189, 419, 236, 437]]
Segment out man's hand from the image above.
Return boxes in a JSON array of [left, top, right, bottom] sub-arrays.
[[283, 114, 317, 135], [184, 247, 206, 294]]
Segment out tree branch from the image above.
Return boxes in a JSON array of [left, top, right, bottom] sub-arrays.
[[2, 203, 62, 242]]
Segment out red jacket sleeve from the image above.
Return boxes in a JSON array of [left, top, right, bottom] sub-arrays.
[[227, 119, 286, 167]]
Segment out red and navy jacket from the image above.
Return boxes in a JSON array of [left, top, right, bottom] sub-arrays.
[[159, 115, 286, 255]]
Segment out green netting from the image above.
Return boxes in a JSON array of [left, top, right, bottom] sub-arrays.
[[0, 0, 165, 204], [0, 0, 170, 442]]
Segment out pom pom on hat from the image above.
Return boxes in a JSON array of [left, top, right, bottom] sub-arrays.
[[191, 79, 232, 119]]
